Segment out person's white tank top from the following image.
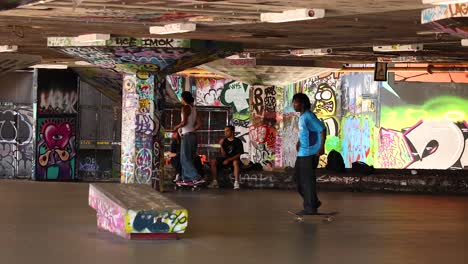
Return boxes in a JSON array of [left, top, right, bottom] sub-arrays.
[[181, 105, 197, 135]]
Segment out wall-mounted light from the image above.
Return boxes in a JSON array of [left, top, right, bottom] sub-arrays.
[[74, 61, 93, 66], [373, 44, 424, 52], [0, 45, 18, 52], [30, 64, 68, 69], [290, 48, 332, 56], [260, 9, 325, 23], [422, 0, 468, 5], [149, 23, 196, 35], [75, 34, 110, 43], [462, 39, 468, 46]]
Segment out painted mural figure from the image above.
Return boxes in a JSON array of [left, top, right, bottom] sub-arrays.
[[37, 120, 76, 180], [207, 125, 245, 190], [293, 93, 326, 215], [313, 83, 336, 116], [172, 91, 203, 183]]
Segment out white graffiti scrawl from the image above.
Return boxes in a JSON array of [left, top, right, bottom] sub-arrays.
[[405, 120, 468, 169], [40, 90, 78, 114]]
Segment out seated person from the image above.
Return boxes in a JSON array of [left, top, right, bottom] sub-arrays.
[[168, 132, 181, 182], [208, 125, 244, 190]]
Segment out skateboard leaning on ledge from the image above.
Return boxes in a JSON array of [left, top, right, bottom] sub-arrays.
[[287, 210, 338, 223]]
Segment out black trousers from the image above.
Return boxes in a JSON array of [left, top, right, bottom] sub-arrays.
[[295, 155, 320, 212]]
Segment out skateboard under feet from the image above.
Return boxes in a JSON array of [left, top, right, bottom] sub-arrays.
[[287, 211, 338, 223], [174, 180, 205, 191]]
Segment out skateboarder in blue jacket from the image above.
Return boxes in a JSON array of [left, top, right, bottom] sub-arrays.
[[293, 93, 326, 215]]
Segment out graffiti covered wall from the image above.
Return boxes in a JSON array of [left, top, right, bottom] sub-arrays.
[[36, 117, 77, 180], [221, 80, 251, 155], [184, 71, 467, 171], [378, 77, 468, 170], [339, 73, 379, 168], [0, 105, 35, 178], [190, 77, 251, 155], [0, 71, 35, 178], [276, 73, 342, 168], [36, 69, 79, 180]]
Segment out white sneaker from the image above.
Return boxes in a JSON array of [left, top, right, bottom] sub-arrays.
[[234, 181, 240, 190], [173, 173, 180, 183], [208, 180, 219, 189]]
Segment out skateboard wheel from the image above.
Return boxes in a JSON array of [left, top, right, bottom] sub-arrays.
[[325, 216, 334, 222]]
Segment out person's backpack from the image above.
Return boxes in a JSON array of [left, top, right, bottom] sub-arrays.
[[351, 161, 374, 175], [326, 150, 346, 173]]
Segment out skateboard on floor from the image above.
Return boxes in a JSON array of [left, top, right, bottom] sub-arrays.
[[287, 210, 338, 223], [174, 179, 205, 191]]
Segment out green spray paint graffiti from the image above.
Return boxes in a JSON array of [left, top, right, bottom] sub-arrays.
[[381, 96, 468, 130]]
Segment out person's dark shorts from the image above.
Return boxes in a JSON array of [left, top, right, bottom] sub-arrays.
[[215, 157, 240, 170]]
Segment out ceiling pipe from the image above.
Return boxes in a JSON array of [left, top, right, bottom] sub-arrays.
[[339, 66, 468, 73]]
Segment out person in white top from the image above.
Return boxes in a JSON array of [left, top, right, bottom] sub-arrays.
[[173, 91, 202, 183]]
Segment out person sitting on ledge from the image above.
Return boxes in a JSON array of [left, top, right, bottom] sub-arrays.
[[208, 125, 244, 190]]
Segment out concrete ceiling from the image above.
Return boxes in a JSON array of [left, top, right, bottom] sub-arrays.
[[198, 59, 337, 86], [0, 0, 467, 69]]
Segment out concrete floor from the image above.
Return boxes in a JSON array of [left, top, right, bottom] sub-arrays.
[[0, 181, 467, 264]]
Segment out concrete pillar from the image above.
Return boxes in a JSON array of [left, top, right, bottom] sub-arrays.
[[121, 72, 164, 187]]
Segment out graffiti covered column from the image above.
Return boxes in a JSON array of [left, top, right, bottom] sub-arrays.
[[48, 36, 241, 186], [121, 72, 161, 185], [249, 85, 278, 167]]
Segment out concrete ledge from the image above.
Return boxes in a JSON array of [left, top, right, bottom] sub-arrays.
[[164, 167, 468, 194], [89, 183, 188, 239]]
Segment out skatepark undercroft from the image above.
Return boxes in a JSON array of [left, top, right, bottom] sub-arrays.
[[1, 180, 467, 264]]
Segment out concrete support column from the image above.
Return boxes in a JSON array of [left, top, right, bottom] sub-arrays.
[[121, 72, 164, 187]]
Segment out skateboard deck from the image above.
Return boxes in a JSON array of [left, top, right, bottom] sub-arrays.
[[174, 180, 206, 191], [287, 211, 338, 223]]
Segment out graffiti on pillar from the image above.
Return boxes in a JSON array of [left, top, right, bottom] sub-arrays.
[[166, 75, 184, 101], [250, 86, 277, 165], [274, 86, 284, 168], [251, 85, 277, 121], [36, 118, 76, 180], [0, 107, 34, 178], [152, 77, 165, 187], [134, 74, 155, 184], [121, 75, 138, 183], [280, 115, 299, 168]]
